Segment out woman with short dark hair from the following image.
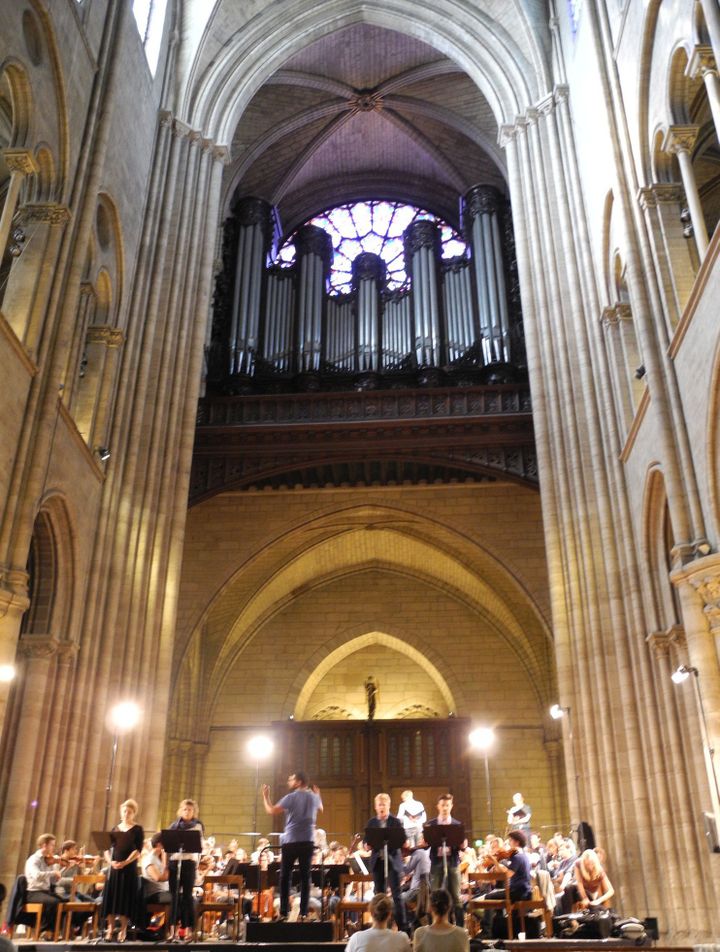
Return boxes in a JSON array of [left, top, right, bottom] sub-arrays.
[[413, 889, 469, 952]]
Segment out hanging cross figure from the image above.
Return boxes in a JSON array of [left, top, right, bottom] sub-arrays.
[[364, 675, 378, 720]]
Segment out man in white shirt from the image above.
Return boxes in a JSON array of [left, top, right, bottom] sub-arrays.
[[24, 833, 61, 932], [397, 791, 426, 848]]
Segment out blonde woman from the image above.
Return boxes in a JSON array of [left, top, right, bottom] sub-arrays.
[[574, 850, 614, 909], [102, 799, 143, 941], [168, 798, 205, 939]]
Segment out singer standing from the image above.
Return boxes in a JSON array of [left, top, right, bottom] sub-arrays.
[[262, 771, 323, 920]]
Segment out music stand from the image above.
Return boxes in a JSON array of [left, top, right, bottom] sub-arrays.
[[422, 823, 465, 889], [161, 829, 202, 940], [364, 826, 406, 886], [91, 831, 113, 855]]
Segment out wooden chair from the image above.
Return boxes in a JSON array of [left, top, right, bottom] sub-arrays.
[[54, 874, 105, 941], [467, 871, 552, 940], [194, 874, 243, 940], [333, 873, 373, 940], [9, 876, 43, 941]]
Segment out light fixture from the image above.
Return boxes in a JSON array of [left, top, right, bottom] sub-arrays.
[[550, 703, 566, 720], [103, 699, 142, 829], [683, 223, 694, 239], [9, 226, 25, 257], [469, 726, 495, 750], [680, 207, 692, 223], [469, 727, 496, 831], [634, 365, 646, 380], [248, 735, 275, 845], [95, 446, 111, 463], [0, 664, 16, 683], [672, 663, 720, 841], [671, 664, 693, 684]]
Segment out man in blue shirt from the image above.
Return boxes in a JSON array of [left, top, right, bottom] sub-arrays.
[[262, 771, 323, 920], [482, 829, 532, 937]]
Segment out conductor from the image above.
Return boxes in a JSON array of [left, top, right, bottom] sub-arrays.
[[262, 771, 323, 921]]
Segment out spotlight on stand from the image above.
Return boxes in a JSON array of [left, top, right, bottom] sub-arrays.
[[95, 446, 111, 463], [550, 703, 566, 720], [671, 664, 693, 684], [0, 664, 16, 683]]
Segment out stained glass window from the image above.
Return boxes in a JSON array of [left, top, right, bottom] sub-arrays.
[[568, 0, 583, 31], [276, 200, 466, 295]]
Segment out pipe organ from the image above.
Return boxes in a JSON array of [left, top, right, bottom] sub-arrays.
[[210, 186, 523, 391]]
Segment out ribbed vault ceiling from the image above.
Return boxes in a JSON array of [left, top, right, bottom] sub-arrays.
[[224, 23, 507, 232]]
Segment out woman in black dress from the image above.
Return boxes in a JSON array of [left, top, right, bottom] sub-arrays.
[[102, 798, 143, 941]]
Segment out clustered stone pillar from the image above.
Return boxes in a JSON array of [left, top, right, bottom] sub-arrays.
[[463, 185, 510, 364], [663, 125, 709, 259], [404, 219, 442, 367], [295, 224, 333, 373], [229, 197, 274, 375], [352, 252, 386, 373], [688, 46, 720, 146]]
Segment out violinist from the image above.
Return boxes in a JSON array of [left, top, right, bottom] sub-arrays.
[[480, 830, 532, 937], [24, 833, 62, 933], [56, 841, 89, 900]]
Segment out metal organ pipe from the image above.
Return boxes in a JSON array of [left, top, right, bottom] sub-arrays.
[[295, 224, 333, 373], [229, 197, 273, 375], [462, 185, 510, 364], [353, 253, 386, 373], [404, 220, 442, 367]]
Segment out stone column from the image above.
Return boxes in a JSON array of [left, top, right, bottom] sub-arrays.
[[0, 149, 38, 259], [229, 197, 274, 376], [0, 570, 29, 731], [698, 0, 720, 69], [295, 225, 333, 374], [663, 125, 709, 258], [0, 634, 58, 886], [462, 185, 510, 364], [671, 556, 720, 825], [688, 46, 720, 147], [404, 219, 442, 367], [352, 252, 386, 373]]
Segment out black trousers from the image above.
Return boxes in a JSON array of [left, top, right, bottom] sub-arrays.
[[26, 889, 60, 932], [280, 841, 313, 917], [169, 860, 196, 928], [373, 860, 407, 929]]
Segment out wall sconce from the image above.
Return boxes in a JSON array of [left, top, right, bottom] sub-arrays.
[[95, 446, 111, 463]]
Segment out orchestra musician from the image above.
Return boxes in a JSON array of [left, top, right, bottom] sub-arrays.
[[365, 793, 408, 932], [397, 790, 426, 848], [479, 830, 532, 937], [262, 770, 323, 921], [24, 833, 62, 933], [506, 793, 532, 833]]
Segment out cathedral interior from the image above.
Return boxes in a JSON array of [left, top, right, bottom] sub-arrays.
[[1, 0, 720, 941]]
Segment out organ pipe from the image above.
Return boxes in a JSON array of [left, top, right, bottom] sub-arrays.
[[295, 225, 333, 373], [229, 197, 274, 375], [462, 185, 510, 363], [353, 253, 386, 373], [404, 220, 443, 367]]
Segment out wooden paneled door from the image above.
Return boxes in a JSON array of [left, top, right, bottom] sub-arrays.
[[271, 718, 472, 841]]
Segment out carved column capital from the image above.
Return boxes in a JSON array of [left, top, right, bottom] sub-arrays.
[[20, 202, 72, 225], [3, 148, 38, 176], [663, 125, 700, 155], [498, 124, 519, 148], [86, 325, 125, 347], [690, 574, 720, 634], [637, 183, 686, 209], [0, 568, 30, 616], [687, 45, 717, 80], [352, 252, 386, 285], [646, 630, 673, 657], [17, 634, 60, 659], [600, 306, 619, 327]]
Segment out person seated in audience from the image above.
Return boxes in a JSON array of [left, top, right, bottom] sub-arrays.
[[24, 833, 62, 933], [346, 893, 411, 952], [142, 833, 172, 904], [560, 849, 613, 914]]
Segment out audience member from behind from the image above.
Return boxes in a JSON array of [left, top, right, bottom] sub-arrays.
[[345, 894, 411, 952], [413, 889, 469, 952]]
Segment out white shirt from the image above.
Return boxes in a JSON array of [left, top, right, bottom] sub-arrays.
[[397, 798, 426, 829], [24, 850, 58, 891], [346, 926, 411, 952]]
